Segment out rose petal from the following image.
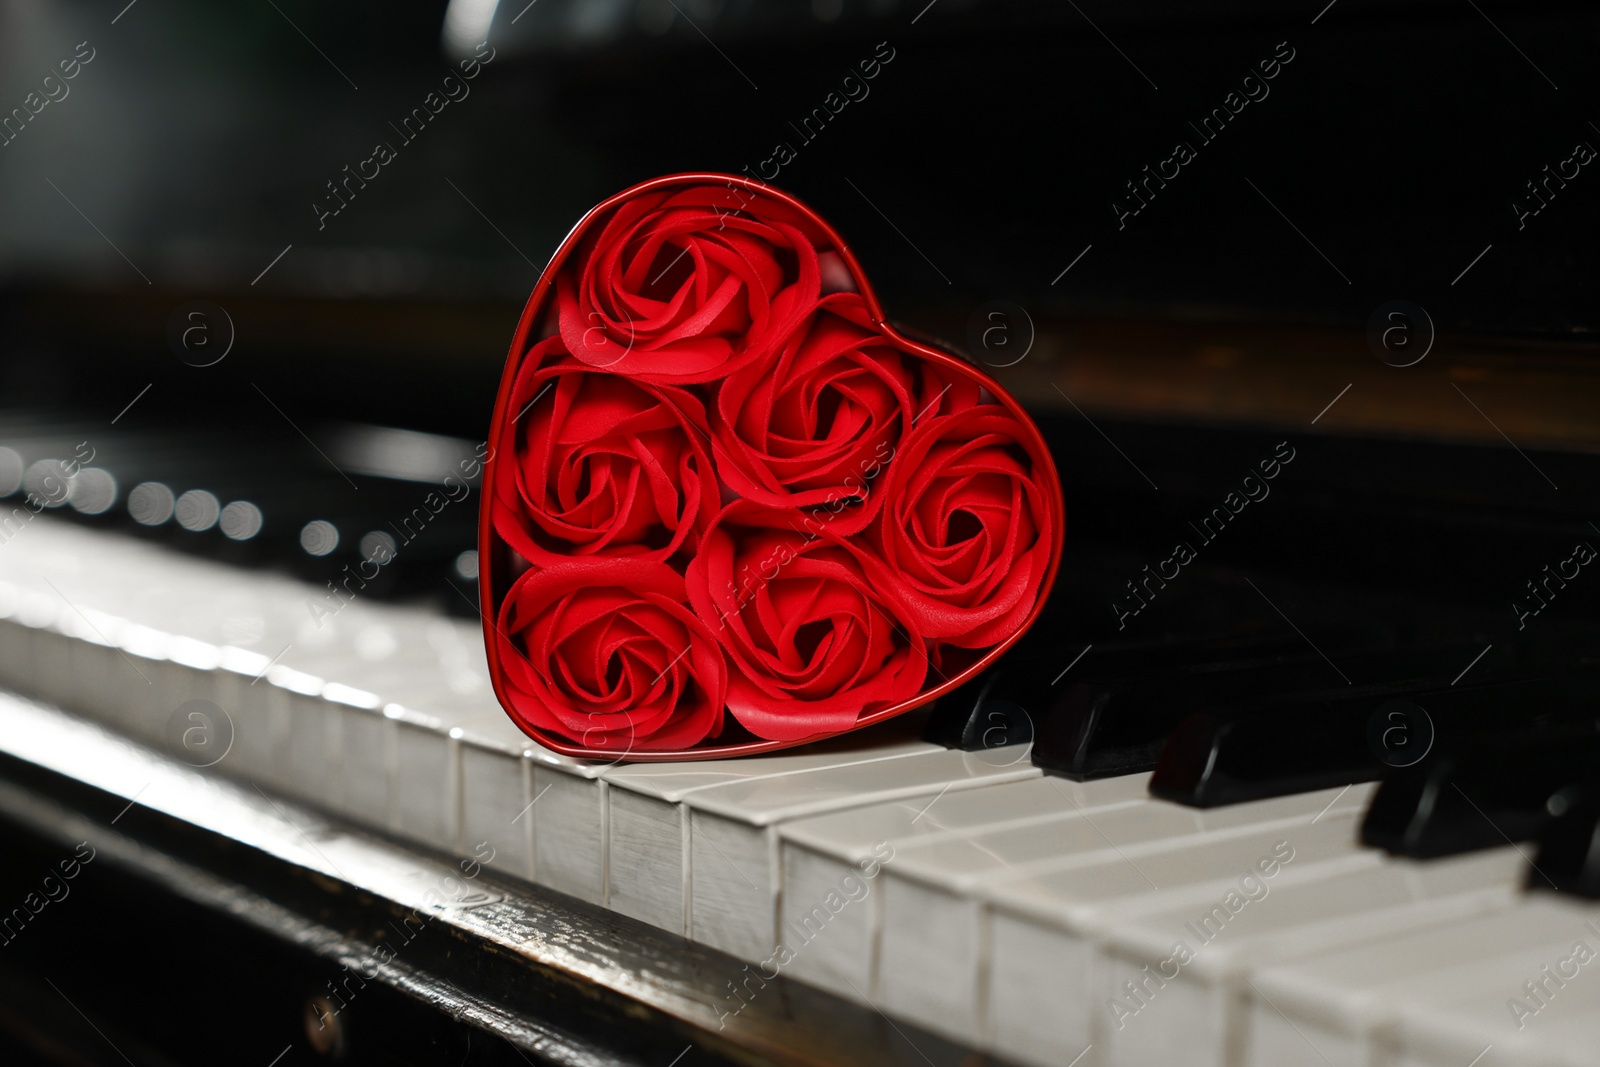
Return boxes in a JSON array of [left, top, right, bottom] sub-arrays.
[[495, 559, 727, 751], [685, 502, 929, 740], [872, 402, 1055, 648]]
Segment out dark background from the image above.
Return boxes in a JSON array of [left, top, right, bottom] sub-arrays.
[[2, 0, 1597, 438]]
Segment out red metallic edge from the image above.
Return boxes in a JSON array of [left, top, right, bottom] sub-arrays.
[[477, 172, 1066, 762]]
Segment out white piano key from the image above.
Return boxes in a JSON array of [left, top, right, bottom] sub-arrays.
[[1398, 995, 1600, 1067], [107, 621, 173, 744], [28, 547, 541, 882], [268, 635, 460, 821], [330, 685, 393, 827], [690, 804, 781, 961], [268, 663, 340, 802], [32, 597, 82, 710], [0, 582, 31, 692], [384, 686, 507, 849], [607, 781, 693, 932], [215, 645, 283, 783], [412, 614, 493, 695], [1099, 847, 1527, 1067], [604, 748, 1017, 979], [775, 773, 1153, 996], [48, 542, 302, 757], [866, 783, 1367, 1030], [971, 787, 1375, 1067], [453, 710, 541, 881], [1, 588, 60, 701], [150, 635, 232, 769], [10, 586, 79, 711], [0, 519, 543, 861], [60, 604, 125, 718], [1242, 896, 1600, 1067], [781, 772, 1154, 870], [173, 616, 305, 784], [530, 755, 610, 905], [685, 746, 1040, 963], [305, 599, 559, 885], [598, 722, 932, 937], [680, 730, 983, 960], [1390, 950, 1600, 1067], [389, 694, 469, 845]]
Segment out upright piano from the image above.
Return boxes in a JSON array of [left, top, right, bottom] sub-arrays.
[[1, 1, 1597, 1064]]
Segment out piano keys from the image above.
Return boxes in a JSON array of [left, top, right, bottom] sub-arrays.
[[5, 506, 1600, 1067], [1243, 897, 1600, 1067]]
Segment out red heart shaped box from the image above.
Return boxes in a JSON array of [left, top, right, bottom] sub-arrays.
[[478, 173, 1064, 761]]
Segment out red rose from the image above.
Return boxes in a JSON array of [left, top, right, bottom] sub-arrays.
[[685, 505, 929, 741], [481, 175, 1067, 759], [872, 395, 1056, 649], [557, 185, 825, 384], [491, 336, 718, 567], [495, 559, 727, 751], [711, 293, 917, 534]]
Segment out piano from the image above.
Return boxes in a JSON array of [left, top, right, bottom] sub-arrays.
[[2, 1, 1599, 1065]]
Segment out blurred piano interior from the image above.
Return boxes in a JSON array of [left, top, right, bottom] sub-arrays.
[[2, 0, 1600, 1064]]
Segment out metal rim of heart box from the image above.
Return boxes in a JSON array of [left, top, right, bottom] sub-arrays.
[[477, 171, 1066, 762]]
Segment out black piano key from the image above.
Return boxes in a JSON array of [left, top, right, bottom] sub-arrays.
[[0, 419, 341, 534], [293, 503, 479, 598], [924, 632, 1316, 757], [1034, 643, 1503, 781], [1, 412, 481, 609], [1150, 673, 1600, 808], [923, 670, 1035, 753], [1361, 723, 1600, 858], [1529, 776, 1600, 899], [118, 451, 366, 563], [1037, 652, 1346, 780]]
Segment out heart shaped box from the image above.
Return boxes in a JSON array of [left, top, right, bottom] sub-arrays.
[[478, 173, 1064, 761]]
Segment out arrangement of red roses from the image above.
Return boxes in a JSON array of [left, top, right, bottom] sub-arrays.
[[488, 182, 1057, 754]]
